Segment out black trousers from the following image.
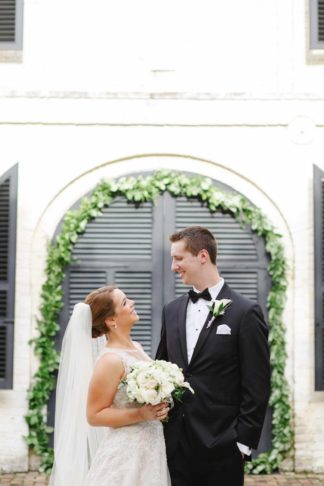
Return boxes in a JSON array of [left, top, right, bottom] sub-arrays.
[[167, 430, 244, 486]]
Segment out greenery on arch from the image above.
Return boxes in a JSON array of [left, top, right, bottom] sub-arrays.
[[26, 170, 293, 474]]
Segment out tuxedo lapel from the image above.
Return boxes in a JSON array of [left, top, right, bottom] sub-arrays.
[[189, 283, 231, 366], [177, 295, 190, 368]]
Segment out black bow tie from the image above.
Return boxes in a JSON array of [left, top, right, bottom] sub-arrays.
[[188, 288, 212, 303]]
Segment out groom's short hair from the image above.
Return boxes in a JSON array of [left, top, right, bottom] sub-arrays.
[[169, 226, 217, 264]]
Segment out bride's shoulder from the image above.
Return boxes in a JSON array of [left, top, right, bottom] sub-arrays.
[[92, 351, 125, 384], [132, 341, 144, 351], [95, 349, 125, 370]]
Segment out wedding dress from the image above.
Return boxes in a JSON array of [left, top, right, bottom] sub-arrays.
[[85, 347, 169, 486]]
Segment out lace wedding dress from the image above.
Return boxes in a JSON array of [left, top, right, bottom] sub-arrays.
[[85, 347, 169, 486]]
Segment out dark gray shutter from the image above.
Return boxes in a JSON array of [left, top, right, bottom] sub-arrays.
[[314, 165, 324, 390], [68, 270, 107, 314], [61, 193, 269, 355], [175, 197, 269, 314], [0, 0, 16, 42], [0, 164, 18, 389], [115, 271, 152, 352], [72, 199, 152, 260], [0, 0, 23, 49], [53, 269, 108, 352], [61, 198, 154, 354], [53, 185, 272, 452], [310, 0, 324, 48], [318, 0, 324, 41]]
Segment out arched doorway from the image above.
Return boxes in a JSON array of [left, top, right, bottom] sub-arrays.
[[49, 180, 272, 456]]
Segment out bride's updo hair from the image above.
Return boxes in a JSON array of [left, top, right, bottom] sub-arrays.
[[84, 285, 117, 338]]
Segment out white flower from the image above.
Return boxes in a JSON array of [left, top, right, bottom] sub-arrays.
[[121, 359, 194, 406], [141, 388, 160, 405], [206, 298, 232, 328]]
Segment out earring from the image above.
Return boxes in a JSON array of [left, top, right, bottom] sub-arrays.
[[112, 324, 117, 329]]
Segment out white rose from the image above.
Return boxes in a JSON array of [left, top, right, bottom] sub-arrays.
[[141, 388, 160, 405], [160, 380, 174, 397], [137, 371, 159, 390]]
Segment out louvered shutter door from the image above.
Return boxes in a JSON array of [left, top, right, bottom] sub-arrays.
[[115, 271, 152, 352], [0, 177, 11, 387], [62, 198, 154, 354], [175, 197, 269, 314], [314, 165, 324, 390], [318, 0, 324, 42], [310, 0, 324, 48], [0, 0, 16, 43], [53, 186, 272, 450], [68, 270, 107, 314], [72, 199, 152, 260], [0, 165, 17, 389]]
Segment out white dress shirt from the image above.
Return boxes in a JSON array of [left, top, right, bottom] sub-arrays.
[[186, 279, 225, 363], [186, 279, 251, 457]]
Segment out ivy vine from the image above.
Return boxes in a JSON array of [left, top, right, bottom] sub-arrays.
[[26, 170, 293, 474]]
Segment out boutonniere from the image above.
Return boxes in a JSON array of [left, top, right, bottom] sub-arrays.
[[206, 299, 232, 328]]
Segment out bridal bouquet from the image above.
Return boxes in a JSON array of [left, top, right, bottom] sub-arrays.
[[121, 360, 194, 406]]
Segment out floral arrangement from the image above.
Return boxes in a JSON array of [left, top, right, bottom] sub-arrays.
[[121, 360, 194, 405], [208, 298, 232, 318], [206, 298, 232, 328]]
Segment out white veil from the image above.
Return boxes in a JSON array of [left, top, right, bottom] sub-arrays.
[[49, 303, 106, 486]]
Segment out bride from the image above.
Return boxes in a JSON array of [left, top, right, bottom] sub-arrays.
[[49, 285, 169, 486]]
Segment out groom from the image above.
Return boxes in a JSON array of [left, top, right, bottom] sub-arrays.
[[156, 226, 270, 486]]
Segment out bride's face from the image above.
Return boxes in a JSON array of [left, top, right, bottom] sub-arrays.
[[111, 288, 139, 328]]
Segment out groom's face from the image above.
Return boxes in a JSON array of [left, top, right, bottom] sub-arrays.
[[170, 239, 201, 286]]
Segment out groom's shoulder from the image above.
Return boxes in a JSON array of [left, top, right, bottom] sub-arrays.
[[163, 294, 187, 312], [226, 285, 259, 312]]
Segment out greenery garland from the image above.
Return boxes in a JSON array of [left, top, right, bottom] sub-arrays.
[[26, 170, 293, 474]]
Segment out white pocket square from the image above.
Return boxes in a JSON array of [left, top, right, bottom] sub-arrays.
[[216, 324, 231, 335]]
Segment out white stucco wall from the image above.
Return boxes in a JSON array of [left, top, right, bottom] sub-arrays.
[[1, 0, 324, 94]]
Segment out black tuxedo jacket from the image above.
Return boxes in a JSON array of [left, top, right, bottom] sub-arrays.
[[156, 283, 270, 457]]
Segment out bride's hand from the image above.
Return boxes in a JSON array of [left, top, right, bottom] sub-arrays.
[[139, 402, 170, 422]]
